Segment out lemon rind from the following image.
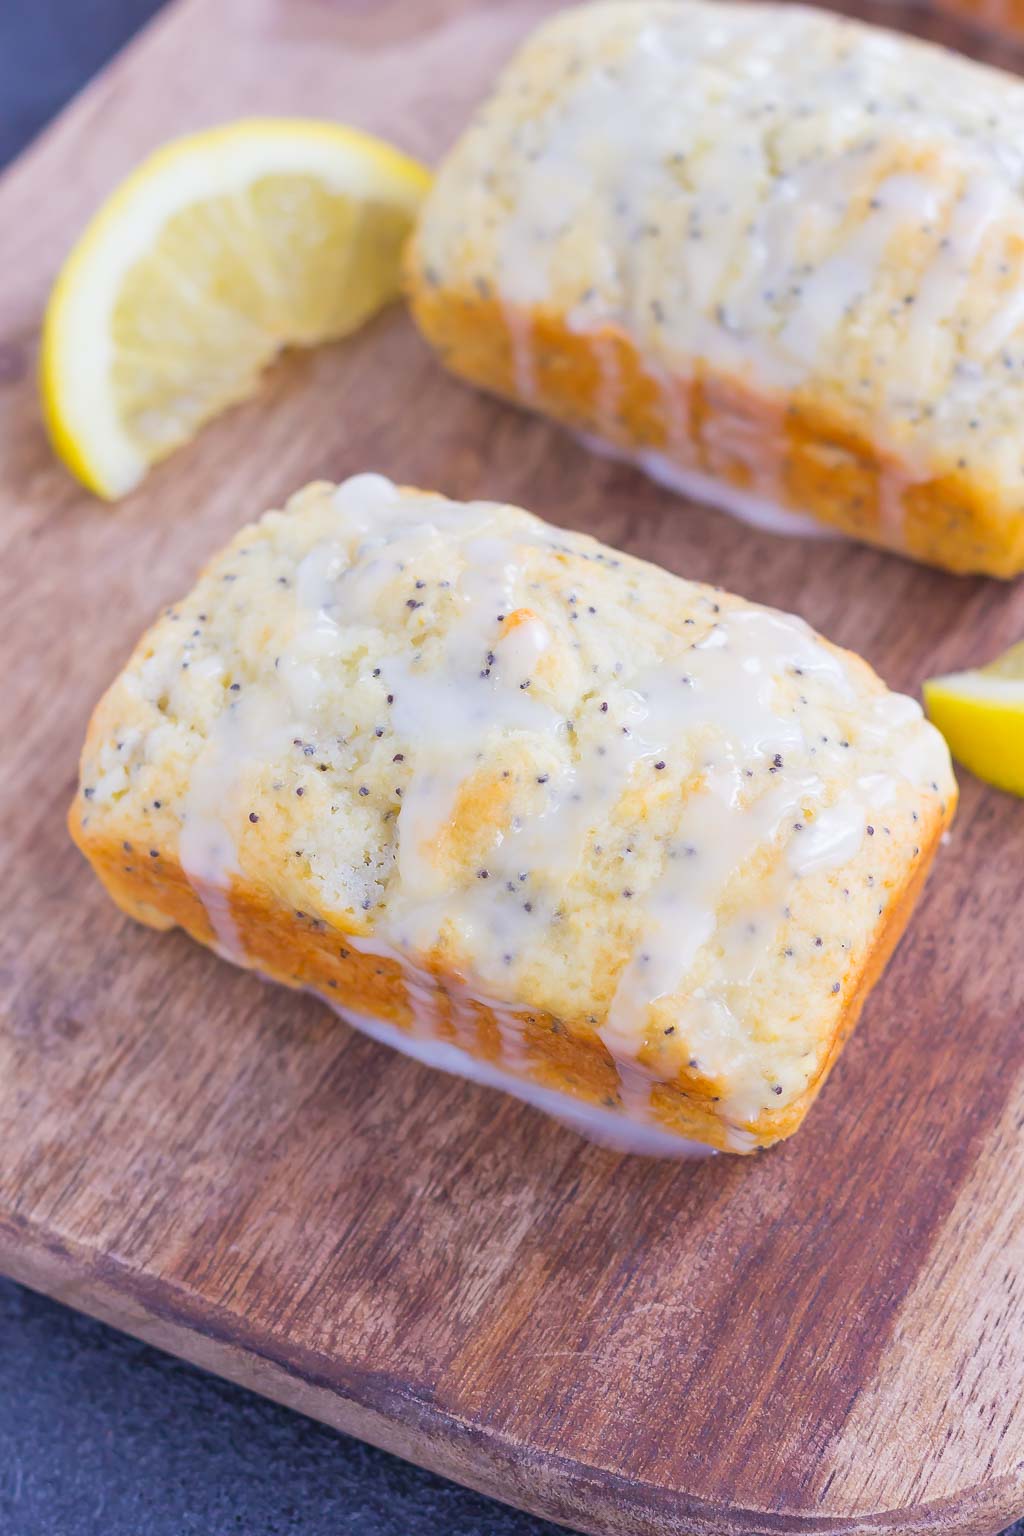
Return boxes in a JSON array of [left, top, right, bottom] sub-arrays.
[[923, 671, 1024, 796]]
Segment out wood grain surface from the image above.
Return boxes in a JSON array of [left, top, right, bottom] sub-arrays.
[[0, 2, 1022, 1533]]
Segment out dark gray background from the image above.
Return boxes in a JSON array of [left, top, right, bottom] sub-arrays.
[[0, 5, 1019, 1535]]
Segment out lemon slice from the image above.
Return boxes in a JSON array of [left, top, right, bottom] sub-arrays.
[[41, 119, 431, 499], [924, 641, 1024, 796]]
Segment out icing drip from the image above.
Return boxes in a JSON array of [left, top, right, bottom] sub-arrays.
[[179, 685, 292, 961], [578, 432, 842, 540], [505, 304, 537, 405], [323, 998, 717, 1159]]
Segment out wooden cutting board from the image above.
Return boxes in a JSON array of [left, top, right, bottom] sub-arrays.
[[1, 1, 1023, 1532]]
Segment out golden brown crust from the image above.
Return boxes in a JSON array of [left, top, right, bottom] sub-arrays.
[[69, 781, 953, 1152], [407, 279, 1024, 578]]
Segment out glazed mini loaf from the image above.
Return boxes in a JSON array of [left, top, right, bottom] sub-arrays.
[[71, 476, 955, 1154], [409, 0, 1024, 576]]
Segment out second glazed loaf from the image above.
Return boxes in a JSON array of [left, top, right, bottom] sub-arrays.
[[410, 0, 1024, 576]]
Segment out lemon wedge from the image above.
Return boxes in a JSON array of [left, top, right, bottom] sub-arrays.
[[40, 119, 431, 499], [923, 641, 1024, 796]]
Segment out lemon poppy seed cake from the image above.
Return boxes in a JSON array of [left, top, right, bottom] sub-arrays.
[[409, 0, 1024, 576], [71, 476, 955, 1154]]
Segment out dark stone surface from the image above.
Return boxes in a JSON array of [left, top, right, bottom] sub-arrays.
[[0, 1278, 568, 1536], [0, 5, 1019, 1535], [0, 0, 167, 166]]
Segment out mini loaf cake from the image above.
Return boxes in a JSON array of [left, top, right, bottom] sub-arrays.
[[409, 0, 1024, 576], [70, 476, 956, 1154]]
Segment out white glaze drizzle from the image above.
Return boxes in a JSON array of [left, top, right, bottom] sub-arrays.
[[596, 605, 855, 1126], [592, 332, 623, 439], [165, 475, 951, 1149], [179, 685, 292, 961], [505, 303, 538, 405]]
